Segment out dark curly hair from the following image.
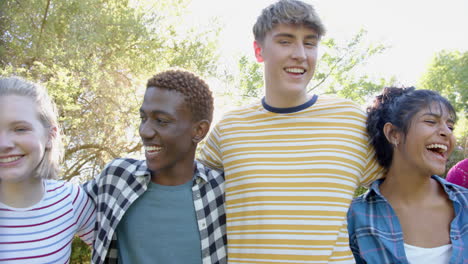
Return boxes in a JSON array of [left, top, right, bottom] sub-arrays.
[[367, 87, 457, 169], [146, 69, 214, 122]]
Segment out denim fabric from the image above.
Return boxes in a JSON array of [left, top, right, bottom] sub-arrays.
[[347, 175, 468, 264]]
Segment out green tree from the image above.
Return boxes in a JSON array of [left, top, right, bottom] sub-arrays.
[[238, 55, 264, 100], [419, 50, 468, 114], [1, 0, 221, 182]]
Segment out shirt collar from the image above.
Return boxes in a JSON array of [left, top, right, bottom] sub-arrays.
[[431, 175, 462, 203], [363, 178, 385, 201], [134, 160, 152, 178], [193, 160, 208, 184], [363, 175, 462, 203], [139, 160, 208, 185]]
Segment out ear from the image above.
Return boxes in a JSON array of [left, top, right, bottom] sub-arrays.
[[383, 122, 401, 147], [253, 41, 264, 62], [46, 126, 58, 149], [192, 120, 211, 144]]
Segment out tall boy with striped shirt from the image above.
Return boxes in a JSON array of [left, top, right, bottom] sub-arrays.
[[199, 0, 383, 263]]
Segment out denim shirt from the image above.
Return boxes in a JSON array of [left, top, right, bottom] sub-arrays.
[[347, 175, 468, 264]]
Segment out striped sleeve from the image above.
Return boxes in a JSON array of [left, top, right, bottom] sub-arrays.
[[360, 144, 384, 187], [0, 180, 95, 263], [199, 123, 224, 170], [71, 184, 96, 245]]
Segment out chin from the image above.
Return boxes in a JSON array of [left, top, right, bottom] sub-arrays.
[[145, 163, 160, 172], [430, 166, 446, 176]]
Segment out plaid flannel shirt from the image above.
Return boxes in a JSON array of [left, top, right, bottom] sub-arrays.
[[347, 175, 468, 264], [83, 158, 227, 264]]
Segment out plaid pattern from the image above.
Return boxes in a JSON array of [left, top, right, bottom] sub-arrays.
[[347, 175, 468, 264], [83, 158, 227, 264]]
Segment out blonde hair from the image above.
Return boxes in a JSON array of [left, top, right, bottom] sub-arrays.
[[0, 77, 63, 179]]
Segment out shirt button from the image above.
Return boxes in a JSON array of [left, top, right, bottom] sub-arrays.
[[196, 178, 201, 184], [196, 193, 201, 198], [201, 222, 206, 228]]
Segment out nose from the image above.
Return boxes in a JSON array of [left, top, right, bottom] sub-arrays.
[[439, 123, 452, 137], [291, 44, 306, 61], [0, 132, 14, 152], [139, 121, 156, 140]]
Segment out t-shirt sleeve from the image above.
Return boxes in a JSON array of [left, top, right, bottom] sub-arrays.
[[72, 184, 96, 246], [198, 123, 224, 170], [360, 143, 385, 187]]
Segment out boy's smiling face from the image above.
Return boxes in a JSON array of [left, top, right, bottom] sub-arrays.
[[254, 23, 319, 102], [139, 87, 196, 174]]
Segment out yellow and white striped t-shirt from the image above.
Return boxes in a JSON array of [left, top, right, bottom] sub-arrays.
[[199, 95, 383, 264]]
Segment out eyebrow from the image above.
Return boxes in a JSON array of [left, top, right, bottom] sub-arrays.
[[11, 120, 33, 125], [273, 33, 319, 40], [139, 108, 171, 117], [422, 112, 455, 124]]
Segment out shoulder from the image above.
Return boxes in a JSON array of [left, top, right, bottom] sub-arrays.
[[315, 95, 365, 114], [347, 186, 384, 218], [87, 158, 149, 190], [44, 179, 87, 204], [100, 158, 148, 177], [349, 193, 369, 213], [216, 101, 263, 123], [195, 160, 224, 183], [44, 179, 72, 195], [435, 176, 468, 202]]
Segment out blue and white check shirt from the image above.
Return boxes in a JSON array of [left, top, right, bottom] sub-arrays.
[[83, 158, 227, 264], [347, 175, 468, 264]]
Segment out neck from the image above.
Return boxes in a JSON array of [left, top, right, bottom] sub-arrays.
[[151, 155, 196, 186], [380, 159, 435, 203], [0, 178, 45, 208], [264, 90, 310, 108]]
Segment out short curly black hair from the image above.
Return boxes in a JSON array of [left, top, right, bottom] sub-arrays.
[[367, 86, 456, 169], [146, 69, 214, 122]]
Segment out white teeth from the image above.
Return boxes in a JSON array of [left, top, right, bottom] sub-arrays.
[[0, 156, 21, 163], [426, 144, 448, 152], [285, 68, 305, 74], [145, 146, 162, 152]]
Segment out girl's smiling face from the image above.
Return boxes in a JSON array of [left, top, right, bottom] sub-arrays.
[[0, 96, 50, 183], [396, 103, 456, 176]]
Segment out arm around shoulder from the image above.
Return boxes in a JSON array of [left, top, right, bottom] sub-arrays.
[[198, 124, 224, 170], [73, 183, 97, 246]]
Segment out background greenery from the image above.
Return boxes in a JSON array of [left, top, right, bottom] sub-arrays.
[[1, 0, 466, 262]]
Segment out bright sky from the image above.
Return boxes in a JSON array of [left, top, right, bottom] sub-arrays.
[[186, 0, 468, 85]]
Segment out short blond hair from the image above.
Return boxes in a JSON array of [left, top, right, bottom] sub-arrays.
[[253, 0, 326, 43], [0, 77, 63, 179]]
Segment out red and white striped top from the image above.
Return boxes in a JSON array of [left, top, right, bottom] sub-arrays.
[[0, 180, 96, 263]]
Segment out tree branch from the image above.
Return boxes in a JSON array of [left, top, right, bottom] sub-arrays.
[[64, 144, 119, 160], [34, 0, 51, 59], [308, 54, 346, 92]]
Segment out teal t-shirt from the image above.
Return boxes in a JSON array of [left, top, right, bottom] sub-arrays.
[[116, 179, 202, 264]]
